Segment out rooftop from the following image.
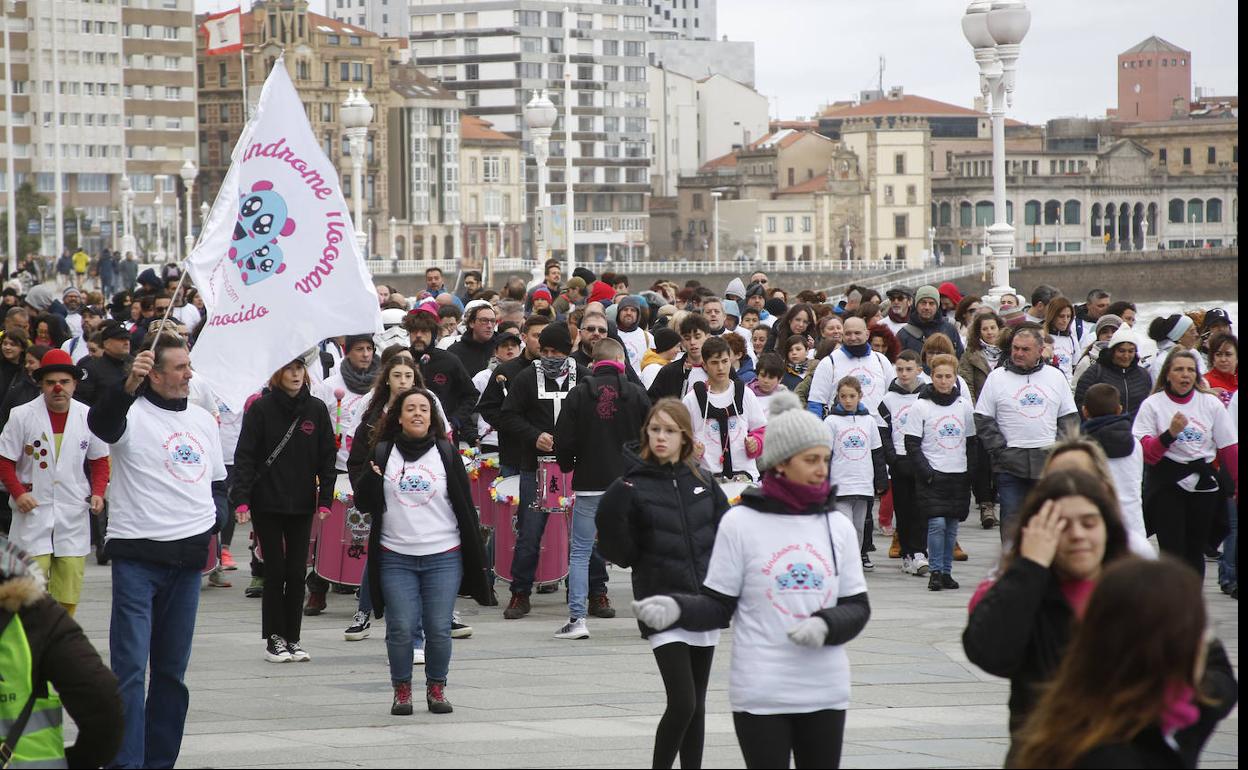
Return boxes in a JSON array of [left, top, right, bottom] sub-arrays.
[[697, 129, 824, 173], [775, 172, 830, 196], [819, 93, 983, 119], [461, 115, 518, 144], [1120, 35, 1188, 55]]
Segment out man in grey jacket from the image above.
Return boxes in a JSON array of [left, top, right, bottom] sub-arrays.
[[973, 326, 1079, 540]]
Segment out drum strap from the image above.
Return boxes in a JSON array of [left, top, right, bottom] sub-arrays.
[[265, 417, 302, 469]]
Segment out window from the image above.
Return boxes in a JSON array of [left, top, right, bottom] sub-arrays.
[[625, 66, 645, 82], [1024, 200, 1041, 226], [1182, 147, 1191, 165], [547, 11, 562, 27], [894, 214, 908, 238], [766, 216, 776, 233], [623, 15, 645, 30], [692, 193, 703, 210], [516, 62, 541, 78], [975, 201, 993, 227], [1207, 146, 1216, 164], [465, 64, 479, 80], [624, 40, 644, 56], [894, 153, 906, 174], [801, 216, 811, 233], [783, 217, 794, 233], [1206, 198, 1223, 223], [602, 65, 618, 81], [1158, 147, 1167, 164], [465, 39, 478, 55], [548, 37, 562, 53], [602, 40, 619, 56], [906, 185, 917, 205], [1063, 200, 1081, 225], [1044, 200, 1061, 225], [883, 185, 894, 204], [960, 201, 973, 228], [1168, 198, 1184, 223], [1186, 199, 1203, 223], [520, 37, 542, 53], [516, 10, 541, 26]]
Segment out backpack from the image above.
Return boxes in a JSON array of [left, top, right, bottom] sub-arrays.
[[693, 380, 748, 477]]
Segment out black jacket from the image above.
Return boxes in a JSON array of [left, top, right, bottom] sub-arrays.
[[1074, 347, 1152, 419], [902, 385, 977, 520], [352, 437, 495, 616], [597, 447, 728, 637], [0, 373, 38, 426], [410, 345, 479, 443], [230, 386, 337, 515], [1073, 641, 1237, 769], [646, 357, 694, 401], [447, 334, 494, 378], [498, 359, 591, 472], [572, 347, 645, 387], [896, 310, 965, 357], [962, 557, 1075, 757], [1081, 414, 1135, 459], [75, 352, 129, 406], [476, 353, 535, 469], [554, 368, 651, 491]]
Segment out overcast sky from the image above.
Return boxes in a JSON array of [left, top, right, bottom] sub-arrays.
[[199, 0, 1238, 125]]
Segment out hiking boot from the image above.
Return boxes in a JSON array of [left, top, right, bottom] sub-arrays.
[[953, 542, 968, 562], [345, 611, 371, 641], [888, 531, 901, 559], [588, 594, 616, 619], [245, 576, 264, 598], [220, 546, 238, 570], [391, 683, 413, 716], [450, 611, 473, 639], [426, 684, 453, 714], [207, 568, 232, 588], [979, 503, 998, 530], [303, 591, 327, 616], [503, 592, 530, 619], [940, 573, 960, 590]]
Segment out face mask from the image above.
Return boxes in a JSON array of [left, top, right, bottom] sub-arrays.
[[540, 355, 569, 379]]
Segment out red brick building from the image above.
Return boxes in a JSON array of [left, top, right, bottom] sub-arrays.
[[1116, 36, 1192, 122]]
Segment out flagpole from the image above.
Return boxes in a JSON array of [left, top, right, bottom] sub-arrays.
[[240, 47, 249, 120]]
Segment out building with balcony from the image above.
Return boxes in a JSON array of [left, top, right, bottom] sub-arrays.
[[459, 115, 525, 266]]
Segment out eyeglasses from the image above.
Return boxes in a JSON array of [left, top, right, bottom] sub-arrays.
[[474, 317, 497, 325], [582, 326, 607, 334]]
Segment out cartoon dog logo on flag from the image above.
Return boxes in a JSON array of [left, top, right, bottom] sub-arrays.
[[229, 181, 296, 286]]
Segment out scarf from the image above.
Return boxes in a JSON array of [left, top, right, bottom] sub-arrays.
[[1159, 681, 1201, 736], [1163, 383, 1195, 402], [594, 360, 625, 375], [918, 382, 961, 406], [982, 343, 1001, 368], [842, 341, 872, 358], [888, 309, 908, 324], [395, 431, 438, 462], [340, 357, 380, 395], [1003, 358, 1045, 376], [761, 471, 832, 511], [788, 359, 809, 377], [540, 355, 571, 380]]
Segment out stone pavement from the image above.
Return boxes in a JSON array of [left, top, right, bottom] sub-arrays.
[[69, 522, 1237, 769]]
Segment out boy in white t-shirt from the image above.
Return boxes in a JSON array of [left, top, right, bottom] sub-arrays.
[[748, 352, 789, 418], [682, 336, 766, 482], [824, 375, 888, 571]]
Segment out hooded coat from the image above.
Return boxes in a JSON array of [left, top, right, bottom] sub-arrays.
[[896, 308, 965, 357], [553, 367, 651, 492], [1074, 325, 1153, 419]]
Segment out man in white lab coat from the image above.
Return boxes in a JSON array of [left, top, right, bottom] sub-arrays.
[[0, 349, 110, 614]]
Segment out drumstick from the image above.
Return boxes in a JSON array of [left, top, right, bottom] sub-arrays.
[[333, 387, 346, 448]]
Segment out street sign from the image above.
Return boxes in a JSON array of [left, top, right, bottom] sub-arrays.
[[26, 219, 39, 235], [100, 222, 113, 237], [64, 220, 77, 235]]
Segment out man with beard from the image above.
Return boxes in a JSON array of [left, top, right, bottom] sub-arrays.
[[896, 285, 964, 357], [75, 321, 132, 406], [460, 270, 483, 303], [62, 287, 86, 337], [62, 304, 104, 363], [612, 297, 650, 373], [478, 315, 549, 477], [405, 310, 479, 444], [448, 302, 498, 377], [882, 286, 914, 336], [703, 296, 755, 362], [572, 310, 645, 386]]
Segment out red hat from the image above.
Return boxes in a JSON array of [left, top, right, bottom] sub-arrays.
[[938, 281, 963, 305], [33, 349, 82, 381], [531, 286, 553, 302], [587, 281, 615, 305]]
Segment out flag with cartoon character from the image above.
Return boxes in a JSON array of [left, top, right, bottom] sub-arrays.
[[187, 56, 381, 410]]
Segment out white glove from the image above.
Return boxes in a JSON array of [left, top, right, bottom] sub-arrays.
[[787, 616, 829, 648], [632, 596, 681, 631]]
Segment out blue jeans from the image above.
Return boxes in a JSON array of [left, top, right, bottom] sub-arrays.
[[510, 471, 610, 596], [1219, 499, 1237, 588], [568, 494, 602, 620], [379, 548, 461, 686], [927, 518, 959, 574], [358, 563, 424, 649], [109, 558, 202, 769], [996, 473, 1036, 543]]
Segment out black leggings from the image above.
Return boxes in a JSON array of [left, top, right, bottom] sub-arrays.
[[252, 513, 314, 642], [652, 643, 715, 769], [892, 464, 926, 557], [732, 709, 846, 769], [1150, 486, 1218, 579]]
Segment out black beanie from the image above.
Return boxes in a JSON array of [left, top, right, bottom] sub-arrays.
[[573, 267, 597, 285], [538, 322, 573, 355], [344, 333, 375, 352], [653, 327, 681, 354], [1147, 314, 1180, 343], [765, 297, 788, 317]]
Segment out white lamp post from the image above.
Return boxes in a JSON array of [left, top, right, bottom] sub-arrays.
[[389, 215, 397, 260], [200, 201, 209, 229], [180, 160, 197, 258], [753, 226, 762, 261], [340, 88, 374, 256], [562, 6, 575, 275], [963, 0, 1030, 300], [711, 190, 723, 265], [1141, 207, 1149, 251], [152, 188, 164, 262], [2, 0, 16, 278], [524, 90, 558, 261], [119, 175, 136, 257]]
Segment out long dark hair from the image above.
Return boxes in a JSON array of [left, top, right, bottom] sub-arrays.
[[1000, 470, 1130, 574], [770, 303, 816, 351], [1014, 557, 1209, 769], [370, 387, 446, 450], [360, 351, 426, 429], [966, 310, 1004, 354]]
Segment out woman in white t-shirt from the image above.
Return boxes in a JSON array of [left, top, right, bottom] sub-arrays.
[[633, 391, 871, 769], [351, 388, 494, 718], [1133, 349, 1238, 578], [1042, 297, 1079, 385]]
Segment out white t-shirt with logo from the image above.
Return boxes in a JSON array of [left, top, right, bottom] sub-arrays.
[[215, 393, 245, 466], [974, 366, 1077, 449], [1132, 390, 1237, 464], [380, 444, 461, 556], [903, 396, 978, 474], [880, 386, 920, 457], [808, 348, 893, 426], [106, 397, 226, 542], [682, 384, 766, 480], [315, 373, 372, 472], [1050, 332, 1078, 383], [824, 407, 882, 497], [702, 505, 867, 714], [617, 327, 652, 374]]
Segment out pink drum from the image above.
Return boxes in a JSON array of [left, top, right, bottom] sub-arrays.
[[314, 494, 371, 587], [471, 452, 501, 527], [535, 509, 570, 584], [491, 475, 571, 584], [202, 533, 219, 575], [537, 456, 573, 511]]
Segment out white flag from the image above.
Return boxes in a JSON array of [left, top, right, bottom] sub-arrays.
[[201, 8, 244, 55], [188, 59, 380, 411]]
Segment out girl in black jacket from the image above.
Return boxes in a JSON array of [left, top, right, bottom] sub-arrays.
[[231, 359, 337, 664], [598, 398, 730, 770], [962, 470, 1132, 764], [1014, 557, 1237, 769]]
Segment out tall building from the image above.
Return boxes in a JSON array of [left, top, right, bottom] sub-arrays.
[[1115, 36, 1191, 123], [648, 0, 716, 41], [407, 2, 651, 263], [0, 0, 196, 257], [329, 0, 409, 38], [840, 116, 931, 263]]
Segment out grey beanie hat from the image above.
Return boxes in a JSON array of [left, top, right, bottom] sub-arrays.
[[757, 391, 833, 472]]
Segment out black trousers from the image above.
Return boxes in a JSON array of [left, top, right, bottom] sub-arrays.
[[652, 643, 715, 769], [732, 709, 846, 769], [252, 512, 314, 642], [1150, 485, 1218, 579], [891, 463, 926, 557], [971, 442, 996, 506]]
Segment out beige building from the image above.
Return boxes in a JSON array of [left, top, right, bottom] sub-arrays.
[[459, 115, 525, 267], [1120, 117, 1238, 176], [841, 116, 931, 264]]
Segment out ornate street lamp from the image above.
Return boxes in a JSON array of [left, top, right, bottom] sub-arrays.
[[340, 88, 374, 256]]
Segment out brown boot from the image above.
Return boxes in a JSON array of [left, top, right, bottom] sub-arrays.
[[503, 592, 531, 619], [953, 542, 968, 562], [888, 531, 901, 559], [303, 591, 327, 616]]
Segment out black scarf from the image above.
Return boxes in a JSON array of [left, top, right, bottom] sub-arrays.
[[1003, 358, 1045, 376], [842, 341, 872, 358], [918, 382, 961, 406], [340, 356, 380, 395], [395, 431, 438, 462]]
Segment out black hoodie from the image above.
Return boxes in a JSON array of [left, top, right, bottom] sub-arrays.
[[447, 333, 494, 378], [1074, 347, 1152, 418], [553, 366, 651, 491], [230, 385, 337, 516], [410, 344, 479, 443]]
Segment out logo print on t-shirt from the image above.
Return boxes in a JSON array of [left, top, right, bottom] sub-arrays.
[[1012, 384, 1050, 420], [836, 426, 870, 460], [774, 562, 825, 591], [1176, 421, 1206, 445], [934, 415, 965, 450], [163, 432, 208, 484], [762, 542, 836, 619], [393, 461, 442, 508], [847, 367, 876, 394]]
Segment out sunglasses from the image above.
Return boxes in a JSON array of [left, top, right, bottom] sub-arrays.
[[582, 326, 608, 334]]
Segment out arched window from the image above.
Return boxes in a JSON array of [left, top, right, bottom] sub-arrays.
[[1168, 198, 1184, 223], [1186, 199, 1204, 223], [1063, 200, 1081, 225], [1043, 200, 1061, 225], [1206, 198, 1222, 223], [939, 201, 952, 227], [975, 201, 994, 227], [1024, 200, 1041, 225], [959, 201, 973, 228], [1090, 203, 1102, 236]]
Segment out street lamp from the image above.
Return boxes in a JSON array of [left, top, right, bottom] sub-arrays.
[[180, 160, 197, 258], [200, 201, 209, 229], [710, 190, 723, 265], [152, 188, 164, 262], [119, 175, 136, 257], [963, 0, 1030, 300], [389, 215, 398, 260], [340, 88, 374, 256], [1141, 207, 1149, 251], [928, 225, 937, 266], [524, 90, 558, 262]]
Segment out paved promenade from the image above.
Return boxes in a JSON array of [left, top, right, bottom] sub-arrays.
[[70, 523, 1237, 769]]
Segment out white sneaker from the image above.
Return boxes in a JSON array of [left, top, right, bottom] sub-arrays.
[[554, 617, 589, 640], [912, 553, 931, 576], [265, 635, 292, 663], [901, 556, 914, 575], [286, 641, 311, 662], [413, 647, 426, 666]]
